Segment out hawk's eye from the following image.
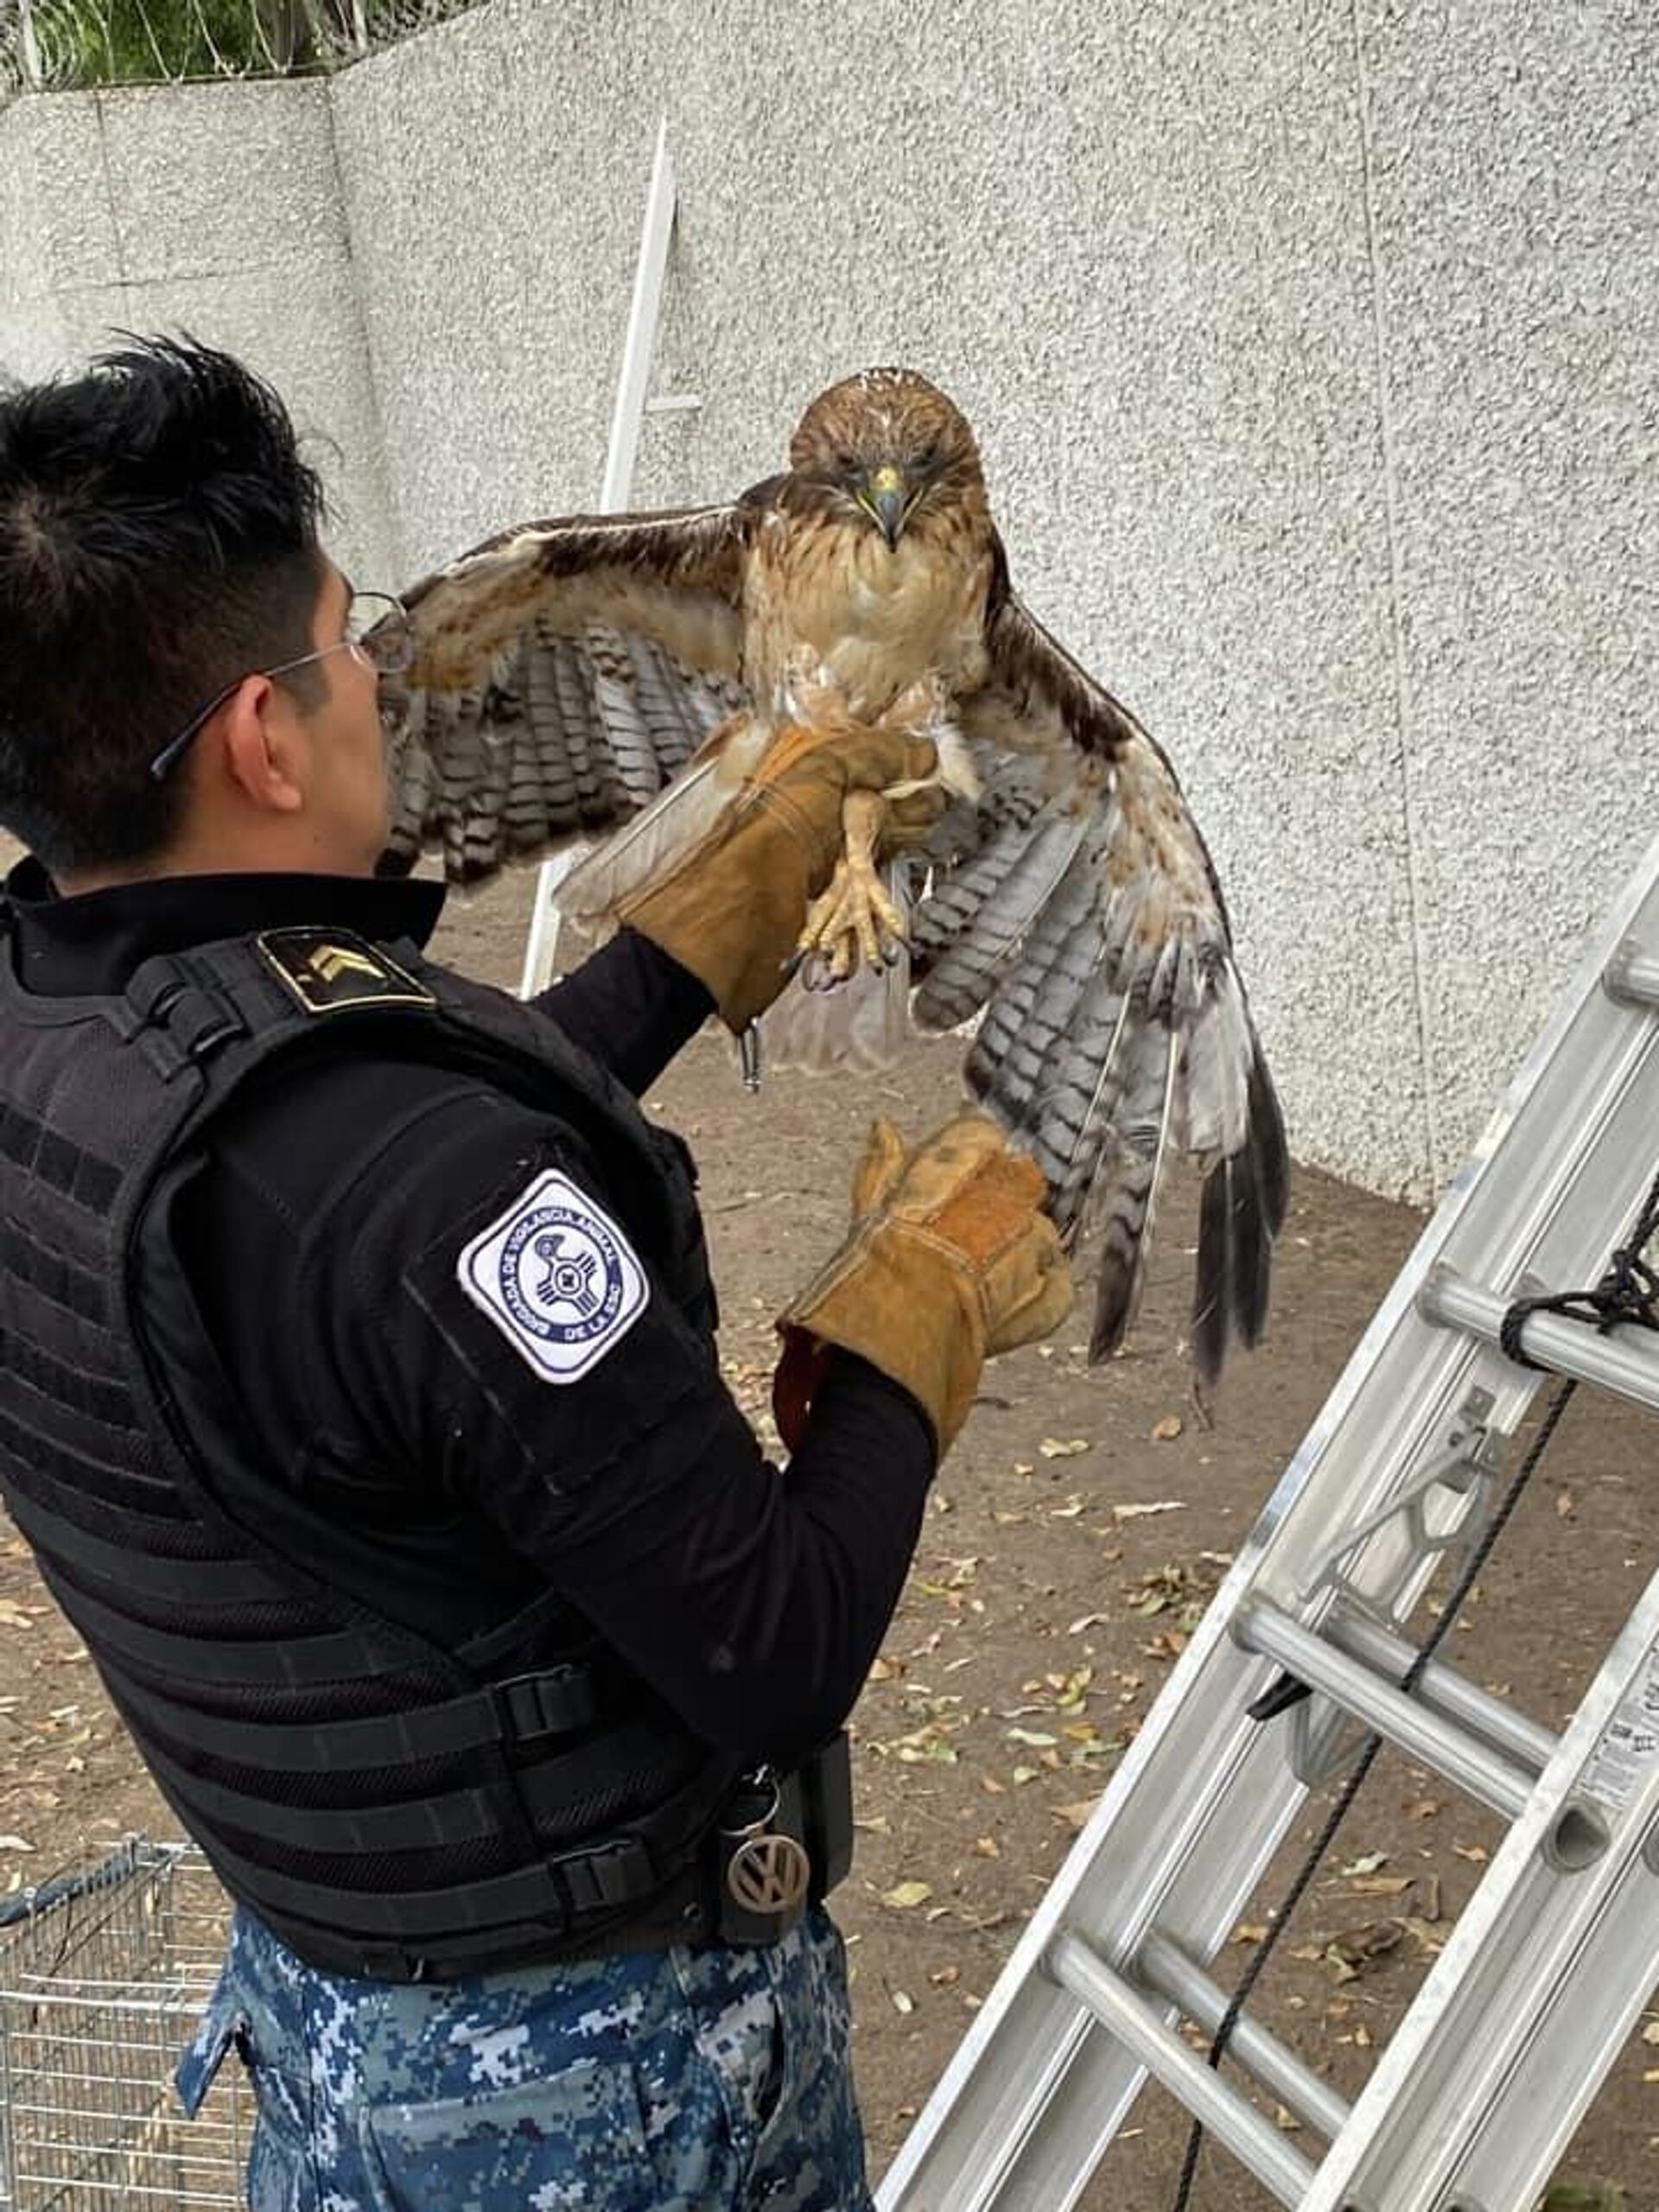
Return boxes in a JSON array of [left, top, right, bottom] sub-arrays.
[[915, 441, 942, 471], [834, 448, 861, 474]]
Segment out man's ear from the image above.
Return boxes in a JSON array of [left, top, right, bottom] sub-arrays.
[[218, 677, 305, 816]]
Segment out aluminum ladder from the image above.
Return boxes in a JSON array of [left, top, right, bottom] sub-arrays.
[[877, 828, 1659, 2212]]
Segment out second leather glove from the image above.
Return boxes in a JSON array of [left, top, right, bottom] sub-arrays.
[[773, 1113, 1073, 1456]]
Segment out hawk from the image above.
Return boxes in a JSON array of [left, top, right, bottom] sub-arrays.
[[376, 368, 1288, 1379]]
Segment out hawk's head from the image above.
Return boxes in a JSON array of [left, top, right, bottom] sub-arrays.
[[789, 368, 985, 548]]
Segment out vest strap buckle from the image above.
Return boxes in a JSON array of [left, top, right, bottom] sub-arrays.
[[118, 957, 247, 1078], [550, 1834, 655, 1917], [492, 1664, 597, 1745], [164, 987, 246, 1066]]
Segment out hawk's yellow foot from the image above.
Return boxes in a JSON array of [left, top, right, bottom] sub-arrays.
[[790, 791, 906, 988]]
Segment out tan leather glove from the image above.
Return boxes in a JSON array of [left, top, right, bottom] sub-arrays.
[[773, 1113, 1073, 1457], [618, 684, 945, 1033]]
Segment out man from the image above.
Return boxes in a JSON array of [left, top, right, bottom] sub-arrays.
[[0, 338, 1071, 2210]]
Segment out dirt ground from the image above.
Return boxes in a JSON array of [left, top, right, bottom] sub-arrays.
[[2, 861, 1655, 2207]]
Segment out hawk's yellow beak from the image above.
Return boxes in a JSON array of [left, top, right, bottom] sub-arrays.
[[860, 465, 911, 549]]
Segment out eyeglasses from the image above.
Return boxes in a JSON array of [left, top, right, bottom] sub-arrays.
[[147, 590, 416, 783]]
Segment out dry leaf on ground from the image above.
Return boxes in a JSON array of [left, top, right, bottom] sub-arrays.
[[1052, 1799, 1101, 1832], [881, 1879, 934, 1910]]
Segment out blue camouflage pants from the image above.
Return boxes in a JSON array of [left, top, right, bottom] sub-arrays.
[[176, 1905, 874, 2210]]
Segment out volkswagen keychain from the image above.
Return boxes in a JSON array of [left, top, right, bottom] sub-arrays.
[[717, 1767, 811, 1943]]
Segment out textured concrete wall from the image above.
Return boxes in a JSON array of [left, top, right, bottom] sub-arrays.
[[330, 0, 1659, 1200], [1357, 0, 1659, 1185], [0, 98, 73, 380], [5, 3, 1656, 1201], [0, 82, 394, 584]]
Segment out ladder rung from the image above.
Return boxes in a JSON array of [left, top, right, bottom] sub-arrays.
[[1046, 1931, 1319, 2207], [1236, 1602, 1536, 1819], [1605, 940, 1659, 1006], [1421, 1268, 1659, 1414], [1322, 1607, 1559, 1776], [1137, 1931, 1352, 2142]]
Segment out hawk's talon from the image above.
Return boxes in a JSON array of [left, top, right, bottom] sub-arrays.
[[790, 803, 911, 989]]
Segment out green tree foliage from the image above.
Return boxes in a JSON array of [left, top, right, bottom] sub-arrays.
[[13, 0, 352, 86], [3, 0, 472, 91]]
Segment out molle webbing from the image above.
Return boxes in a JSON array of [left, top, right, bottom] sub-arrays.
[[0, 919, 728, 1976]]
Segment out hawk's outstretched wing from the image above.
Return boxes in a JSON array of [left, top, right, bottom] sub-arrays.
[[367, 424, 1286, 1383], [908, 569, 1288, 1382], [376, 505, 753, 882]]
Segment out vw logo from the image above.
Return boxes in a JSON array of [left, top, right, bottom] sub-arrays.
[[726, 1832, 812, 1916]]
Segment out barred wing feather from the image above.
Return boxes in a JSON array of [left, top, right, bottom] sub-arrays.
[[912, 590, 1288, 1381], [375, 506, 749, 883]]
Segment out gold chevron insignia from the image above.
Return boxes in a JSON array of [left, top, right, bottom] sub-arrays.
[[307, 944, 384, 984], [257, 928, 435, 1015]]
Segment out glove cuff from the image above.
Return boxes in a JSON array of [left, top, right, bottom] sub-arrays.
[[619, 804, 820, 1032], [776, 1232, 988, 1455]]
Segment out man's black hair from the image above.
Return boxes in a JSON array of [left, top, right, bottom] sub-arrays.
[[0, 335, 327, 874]]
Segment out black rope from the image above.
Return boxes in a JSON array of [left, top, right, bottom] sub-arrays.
[[1500, 1160, 1659, 1370], [1500, 1255, 1659, 1366], [1168, 1161, 1659, 2212]]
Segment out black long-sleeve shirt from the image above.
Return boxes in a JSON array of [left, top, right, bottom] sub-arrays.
[[3, 860, 936, 1760]]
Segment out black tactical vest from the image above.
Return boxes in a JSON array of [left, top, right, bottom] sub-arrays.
[[0, 912, 740, 1980]]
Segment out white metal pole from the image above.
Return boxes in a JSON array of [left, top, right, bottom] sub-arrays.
[[601, 117, 676, 511], [518, 118, 677, 1000], [18, 0, 44, 86]]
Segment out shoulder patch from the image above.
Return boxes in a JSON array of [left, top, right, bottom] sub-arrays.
[[257, 928, 434, 1015], [456, 1168, 650, 1383]]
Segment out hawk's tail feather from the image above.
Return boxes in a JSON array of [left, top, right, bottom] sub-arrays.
[[756, 955, 910, 1077], [758, 869, 912, 1076], [1191, 1038, 1287, 1381], [1250, 1047, 1292, 1236]]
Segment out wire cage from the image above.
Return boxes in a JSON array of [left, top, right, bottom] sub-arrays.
[[0, 1836, 246, 2211]]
